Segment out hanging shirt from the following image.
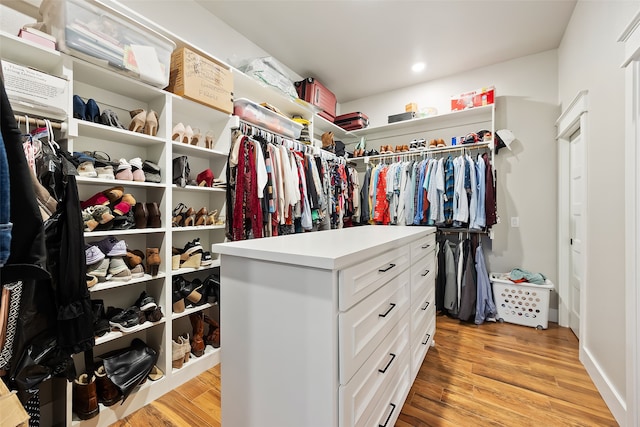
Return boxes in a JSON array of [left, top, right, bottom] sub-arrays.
[[444, 156, 454, 225], [467, 154, 477, 228], [471, 154, 486, 229], [475, 244, 497, 325]]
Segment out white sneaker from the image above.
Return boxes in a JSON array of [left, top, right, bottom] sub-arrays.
[[85, 245, 106, 265], [95, 165, 115, 179], [115, 158, 133, 181], [77, 161, 97, 177]]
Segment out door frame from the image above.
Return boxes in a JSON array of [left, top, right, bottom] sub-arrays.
[[619, 10, 640, 427], [555, 90, 588, 337]]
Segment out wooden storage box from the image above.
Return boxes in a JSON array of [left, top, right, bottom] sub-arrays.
[[167, 47, 233, 114], [0, 381, 29, 427]]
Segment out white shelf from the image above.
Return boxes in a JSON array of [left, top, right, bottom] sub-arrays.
[[73, 119, 166, 146], [232, 69, 316, 118], [172, 224, 225, 232], [351, 104, 494, 137], [76, 176, 166, 189], [313, 114, 357, 140], [171, 345, 220, 374], [171, 184, 225, 193], [172, 259, 221, 275], [170, 93, 231, 123], [171, 141, 228, 159], [171, 302, 215, 320], [89, 273, 166, 293], [0, 30, 62, 75], [84, 228, 167, 238], [95, 319, 165, 346]]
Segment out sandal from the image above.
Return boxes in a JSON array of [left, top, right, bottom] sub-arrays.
[[172, 202, 188, 227], [195, 207, 208, 226]]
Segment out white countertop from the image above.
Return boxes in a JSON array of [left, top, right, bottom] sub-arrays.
[[213, 226, 435, 270]]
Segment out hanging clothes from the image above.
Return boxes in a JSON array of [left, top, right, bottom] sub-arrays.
[[475, 244, 497, 325]]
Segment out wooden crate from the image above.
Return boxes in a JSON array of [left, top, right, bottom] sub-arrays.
[[0, 380, 29, 427]]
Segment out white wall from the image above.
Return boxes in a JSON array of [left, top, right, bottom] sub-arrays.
[[558, 1, 638, 423], [342, 51, 560, 297]]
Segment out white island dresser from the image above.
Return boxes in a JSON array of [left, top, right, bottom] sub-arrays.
[[212, 226, 437, 427]]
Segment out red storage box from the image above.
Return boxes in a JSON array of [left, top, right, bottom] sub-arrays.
[[451, 86, 495, 111], [334, 112, 369, 131]]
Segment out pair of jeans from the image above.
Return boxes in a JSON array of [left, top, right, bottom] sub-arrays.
[[0, 129, 12, 268]]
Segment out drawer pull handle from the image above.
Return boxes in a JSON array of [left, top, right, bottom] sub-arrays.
[[378, 303, 396, 318], [422, 333, 431, 345], [421, 301, 430, 311], [379, 403, 397, 427], [421, 243, 431, 249], [421, 269, 430, 277], [378, 263, 396, 273], [378, 353, 396, 374]]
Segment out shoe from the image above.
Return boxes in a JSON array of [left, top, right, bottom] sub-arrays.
[[125, 249, 144, 268], [77, 161, 97, 177], [182, 238, 204, 258], [191, 128, 202, 146], [109, 306, 142, 332], [180, 334, 191, 363], [129, 157, 145, 182], [115, 159, 133, 181], [135, 291, 157, 312], [92, 300, 110, 337], [102, 186, 124, 203], [130, 264, 144, 278], [101, 109, 125, 129], [176, 276, 203, 303], [112, 211, 136, 230], [171, 122, 186, 142], [94, 365, 120, 406], [73, 95, 86, 120], [172, 276, 186, 313], [72, 373, 99, 420], [146, 248, 161, 276], [429, 139, 438, 148], [86, 99, 101, 123], [195, 207, 209, 226], [109, 257, 132, 281], [172, 202, 188, 227], [147, 365, 164, 381], [205, 131, 215, 149], [172, 338, 185, 369], [91, 205, 115, 225], [87, 258, 109, 282], [86, 274, 98, 288], [189, 312, 205, 357], [82, 208, 99, 232], [128, 109, 146, 133], [196, 169, 214, 187], [146, 202, 161, 228], [144, 110, 158, 136], [145, 306, 163, 323], [81, 192, 110, 210], [182, 207, 196, 227], [201, 251, 213, 266], [95, 165, 115, 179], [94, 236, 126, 256], [134, 202, 148, 229], [437, 138, 446, 147], [203, 315, 220, 348], [112, 201, 131, 216], [321, 132, 334, 151], [85, 245, 106, 265], [182, 125, 194, 144]]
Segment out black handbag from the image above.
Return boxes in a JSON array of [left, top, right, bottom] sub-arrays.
[[172, 156, 190, 188], [142, 160, 162, 183], [102, 338, 158, 404]]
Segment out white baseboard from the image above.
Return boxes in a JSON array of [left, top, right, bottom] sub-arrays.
[[580, 345, 627, 425]]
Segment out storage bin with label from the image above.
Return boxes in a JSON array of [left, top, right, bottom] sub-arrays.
[[40, 0, 175, 88], [233, 98, 302, 139], [490, 273, 554, 329]]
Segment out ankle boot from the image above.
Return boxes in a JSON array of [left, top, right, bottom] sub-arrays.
[[203, 314, 220, 348], [189, 312, 205, 357], [73, 373, 99, 420], [95, 365, 121, 406], [146, 248, 161, 276]]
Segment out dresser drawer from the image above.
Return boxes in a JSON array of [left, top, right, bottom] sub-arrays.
[[410, 253, 435, 300], [339, 245, 410, 311], [410, 232, 436, 264], [339, 269, 410, 384], [339, 312, 410, 427], [411, 281, 435, 340], [363, 351, 411, 427], [411, 315, 436, 380]]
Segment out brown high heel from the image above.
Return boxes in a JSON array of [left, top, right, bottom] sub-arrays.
[[144, 110, 158, 136], [195, 207, 208, 226], [129, 109, 147, 133], [146, 248, 161, 276], [183, 207, 196, 227]]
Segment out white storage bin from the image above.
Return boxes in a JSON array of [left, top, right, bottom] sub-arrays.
[[233, 98, 302, 139], [40, 0, 175, 88], [490, 273, 554, 329]]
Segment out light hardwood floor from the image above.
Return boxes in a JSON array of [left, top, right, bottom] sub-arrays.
[[111, 316, 617, 427]]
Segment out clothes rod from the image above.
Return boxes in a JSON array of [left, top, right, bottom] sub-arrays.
[[14, 115, 64, 130]]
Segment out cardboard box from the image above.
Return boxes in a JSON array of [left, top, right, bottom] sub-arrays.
[[405, 102, 418, 112], [167, 47, 233, 114], [0, 381, 29, 427], [451, 86, 495, 111]]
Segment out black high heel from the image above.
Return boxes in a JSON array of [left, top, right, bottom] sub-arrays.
[[172, 202, 188, 227]]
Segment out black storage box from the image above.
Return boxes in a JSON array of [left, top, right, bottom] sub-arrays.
[[388, 111, 416, 124]]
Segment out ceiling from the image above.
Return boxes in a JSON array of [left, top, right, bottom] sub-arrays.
[[196, 0, 576, 103]]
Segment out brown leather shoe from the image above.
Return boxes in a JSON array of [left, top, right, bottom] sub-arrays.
[[204, 315, 220, 348], [146, 202, 161, 228], [125, 250, 142, 269], [95, 365, 121, 406], [133, 202, 148, 229], [73, 373, 99, 420], [189, 312, 206, 357], [146, 248, 161, 277]]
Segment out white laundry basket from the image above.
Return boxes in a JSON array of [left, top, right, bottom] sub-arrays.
[[490, 273, 555, 329]]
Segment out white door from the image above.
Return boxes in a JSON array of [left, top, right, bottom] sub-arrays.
[[569, 129, 584, 338]]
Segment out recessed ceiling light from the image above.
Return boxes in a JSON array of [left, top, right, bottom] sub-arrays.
[[412, 62, 426, 72]]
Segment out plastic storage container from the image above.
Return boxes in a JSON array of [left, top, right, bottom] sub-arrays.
[[40, 0, 175, 88], [490, 273, 554, 329], [233, 98, 302, 139]]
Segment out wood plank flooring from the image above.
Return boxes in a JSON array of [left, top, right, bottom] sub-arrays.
[[111, 316, 616, 427]]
